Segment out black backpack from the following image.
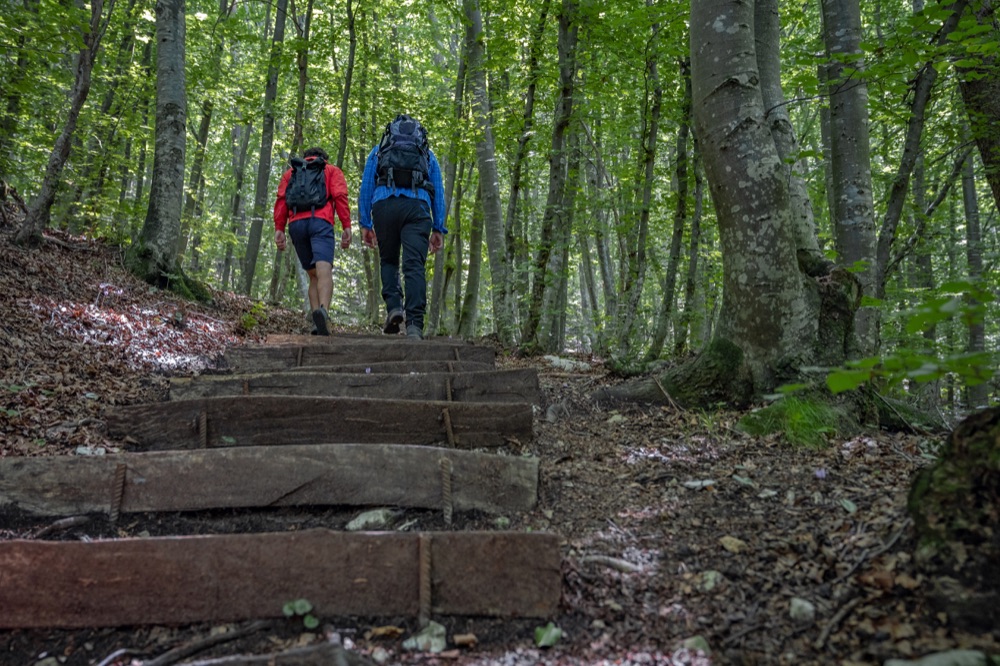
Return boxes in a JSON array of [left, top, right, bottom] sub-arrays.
[[285, 156, 328, 213], [375, 115, 435, 196]]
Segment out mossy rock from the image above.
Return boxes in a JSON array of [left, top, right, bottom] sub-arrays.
[[909, 406, 1000, 631]]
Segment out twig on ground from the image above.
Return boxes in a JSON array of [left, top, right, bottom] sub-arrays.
[[30, 515, 90, 539], [831, 519, 911, 586], [96, 648, 144, 666], [652, 375, 683, 412], [814, 596, 863, 650], [722, 623, 765, 647], [142, 619, 271, 666], [579, 555, 643, 573]]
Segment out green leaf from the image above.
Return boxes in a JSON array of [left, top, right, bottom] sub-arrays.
[[840, 498, 857, 514], [826, 369, 870, 394], [303, 614, 320, 630], [534, 622, 562, 648], [220, 436, 237, 444]]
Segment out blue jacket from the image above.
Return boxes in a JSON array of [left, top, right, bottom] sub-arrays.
[[358, 145, 448, 234]]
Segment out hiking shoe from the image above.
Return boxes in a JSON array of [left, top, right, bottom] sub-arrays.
[[383, 308, 405, 335], [311, 307, 330, 336], [406, 324, 423, 340]]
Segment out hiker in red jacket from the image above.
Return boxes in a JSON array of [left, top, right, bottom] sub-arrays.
[[273, 147, 352, 335]]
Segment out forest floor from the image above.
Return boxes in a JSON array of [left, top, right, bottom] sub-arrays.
[[0, 217, 998, 666]]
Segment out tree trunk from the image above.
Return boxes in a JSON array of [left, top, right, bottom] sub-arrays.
[[335, 0, 356, 169], [221, 122, 252, 288], [15, 0, 110, 245], [874, 1, 967, 301], [522, 0, 578, 351], [463, 0, 513, 345], [645, 58, 690, 363], [674, 150, 704, 356], [690, 0, 818, 393], [961, 134, 989, 409], [821, 0, 878, 350], [457, 183, 484, 338], [242, 0, 288, 296], [958, 0, 1000, 210], [615, 3, 662, 364], [179, 99, 213, 261]]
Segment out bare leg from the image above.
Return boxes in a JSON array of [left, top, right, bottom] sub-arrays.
[[306, 268, 320, 310], [314, 260, 333, 309]]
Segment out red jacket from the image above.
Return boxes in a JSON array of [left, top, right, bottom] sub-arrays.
[[273, 158, 352, 233]]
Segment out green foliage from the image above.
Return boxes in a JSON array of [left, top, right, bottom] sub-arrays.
[[738, 396, 842, 449], [534, 622, 562, 648], [240, 300, 268, 332], [282, 598, 319, 630], [828, 281, 997, 394]]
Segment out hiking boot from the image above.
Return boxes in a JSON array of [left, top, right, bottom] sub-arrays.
[[383, 308, 405, 335], [311, 307, 330, 336], [406, 324, 423, 340]]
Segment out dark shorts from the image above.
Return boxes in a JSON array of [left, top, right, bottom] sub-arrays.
[[288, 216, 335, 270]]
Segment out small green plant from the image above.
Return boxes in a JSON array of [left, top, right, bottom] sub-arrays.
[[738, 395, 841, 449], [534, 622, 562, 648], [282, 598, 319, 630], [240, 301, 268, 332]]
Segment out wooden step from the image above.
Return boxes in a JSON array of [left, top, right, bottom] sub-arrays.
[[266, 333, 489, 347], [169, 368, 542, 404], [0, 529, 561, 627], [0, 443, 538, 517], [225, 342, 495, 373], [283, 360, 493, 374], [105, 396, 533, 450]]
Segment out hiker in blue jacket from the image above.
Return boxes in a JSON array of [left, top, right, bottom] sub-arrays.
[[358, 114, 447, 340]]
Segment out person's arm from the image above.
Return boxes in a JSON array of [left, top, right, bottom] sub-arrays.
[[273, 170, 291, 250], [428, 150, 447, 234], [328, 166, 352, 249], [358, 147, 379, 248]]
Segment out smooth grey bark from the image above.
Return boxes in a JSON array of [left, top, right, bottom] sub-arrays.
[[578, 232, 600, 350], [958, 0, 1000, 210], [645, 58, 690, 363], [821, 0, 878, 350], [131, 0, 185, 284], [242, 0, 287, 296], [961, 138, 989, 409], [874, 0, 968, 300], [691, 0, 816, 390], [133, 38, 153, 231], [15, 0, 114, 245], [463, 0, 512, 345], [522, 0, 578, 350]]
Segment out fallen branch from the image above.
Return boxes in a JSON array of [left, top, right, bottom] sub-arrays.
[[142, 620, 271, 666], [814, 596, 863, 650]]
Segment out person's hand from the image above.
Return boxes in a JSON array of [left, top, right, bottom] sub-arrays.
[[428, 230, 444, 254], [341, 227, 352, 250], [362, 227, 378, 249], [274, 230, 286, 251]]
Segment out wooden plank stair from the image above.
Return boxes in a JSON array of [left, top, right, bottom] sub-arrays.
[[0, 334, 559, 628]]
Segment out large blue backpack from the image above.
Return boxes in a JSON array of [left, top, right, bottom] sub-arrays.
[[285, 156, 328, 213], [375, 115, 435, 197]]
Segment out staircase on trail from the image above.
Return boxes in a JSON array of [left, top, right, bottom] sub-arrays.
[[0, 334, 561, 629]]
